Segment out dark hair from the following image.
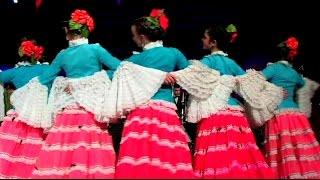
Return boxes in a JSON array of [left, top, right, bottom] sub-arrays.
[[205, 25, 231, 52], [132, 17, 165, 41], [61, 21, 83, 37], [66, 28, 82, 37], [276, 46, 290, 60]]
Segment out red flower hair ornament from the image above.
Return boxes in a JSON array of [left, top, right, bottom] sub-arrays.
[[18, 40, 44, 61], [278, 36, 299, 60], [149, 8, 169, 31], [69, 9, 95, 38]]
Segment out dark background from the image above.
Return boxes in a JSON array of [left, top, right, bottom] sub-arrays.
[[0, 0, 319, 82]]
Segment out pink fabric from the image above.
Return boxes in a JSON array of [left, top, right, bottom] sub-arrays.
[[32, 110, 115, 179], [115, 101, 196, 178], [194, 108, 275, 179], [0, 113, 44, 179], [265, 111, 320, 178]]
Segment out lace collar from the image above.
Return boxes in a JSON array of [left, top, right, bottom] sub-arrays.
[[69, 38, 89, 47]]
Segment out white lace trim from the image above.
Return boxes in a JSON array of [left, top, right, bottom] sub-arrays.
[[143, 40, 163, 50], [0, 132, 43, 145], [296, 77, 319, 117], [137, 100, 178, 116], [33, 165, 115, 176], [269, 154, 320, 167], [195, 142, 258, 155], [0, 152, 36, 165], [197, 125, 252, 137], [236, 69, 284, 127], [195, 161, 269, 176], [14, 61, 48, 68], [274, 108, 304, 115], [125, 116, 186, 135], [0, 83, 4, 121], [10, 78, 51, 128], [0, 174, 22, 179], [117, 156, 193, 173], [48, 70, 111, 123], [286, 172, 320, 179], [49, 125, 105, 134], [266, 128, 315, 140], [267, 141, 320, 156], [9, 62, 167, 126], [204, 51, 228, 57], [171, 60, 221, 99], [185, 74, 236, 123], [43, 142, 114, 152], [68, 38, 89, 47], [102, 61, 167, 119], [120, 131, 189, 150]]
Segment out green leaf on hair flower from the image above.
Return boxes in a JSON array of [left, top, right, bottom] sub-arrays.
[[145, 17, 160, 29], [81, 26, 90, 38], [277, 42, 285, 48], [226, 24, 237, 33], [69, 20, 82, 30]]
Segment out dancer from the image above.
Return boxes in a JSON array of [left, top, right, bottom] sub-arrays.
[[115, 9, 196, 178], [0, 39, 49, 178], [29, 9, 120, 178], [191, 24, 275, 178], [263, 36, 320, 178]]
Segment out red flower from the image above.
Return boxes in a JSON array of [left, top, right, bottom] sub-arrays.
[[20, 40, 35, 57], [285, 37, 299, 50], [150, 8, 169, 31], [86, 16, 95, 32], [288, 49, 298, 60], [71, 9, 95, 32], [19, 40, 44, 60], [230, 32, 238, 43], [33, 46, 44, 60]]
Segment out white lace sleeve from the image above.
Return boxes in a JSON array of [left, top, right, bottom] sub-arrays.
[[103, 61, 167, 119], [10, 78, 52, 128], [47, 71, 111, 123], [0, 83, 4, 121], [296, 77, 320, 117], [236, 69, 284, 127], [186, 75, 236, 123], [171, 60, 221, 99]]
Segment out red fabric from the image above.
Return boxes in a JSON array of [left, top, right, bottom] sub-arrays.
[[35, 0, 42, 9], [32, 111, 115, 179], [0, 116, 44, 178], [194, 108, 275, 179], [115, 101, 196, 178], [265, 112, 320, 178]]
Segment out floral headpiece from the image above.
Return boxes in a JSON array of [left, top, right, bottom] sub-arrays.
[[18, 39, 44, 61], [68, 9, 95, 38], [277, 36, 299, 60], [226, 24, 238, 43], [149, 8, 169, 31]]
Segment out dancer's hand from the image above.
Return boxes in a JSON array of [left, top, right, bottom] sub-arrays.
[[164, 73, 177, 85]]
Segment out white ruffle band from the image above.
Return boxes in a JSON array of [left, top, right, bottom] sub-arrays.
[[296, 77, 319, 117], [171, 60, 220, 100], [172, 61, 235, 123], [236, 69, 284, 127], [10, 78, 51, 128], [102, 61, 167, 120], [10, 61, 167, 128]]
